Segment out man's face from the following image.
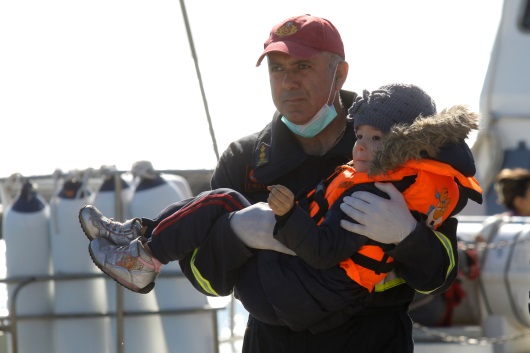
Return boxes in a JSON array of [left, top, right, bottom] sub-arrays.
[[267, 51, 335, 125], [515, 186, 530, 216], [351, 125, 384, 173]]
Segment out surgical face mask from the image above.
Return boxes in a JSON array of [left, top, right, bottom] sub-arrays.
[[281, 65, 339, 138]]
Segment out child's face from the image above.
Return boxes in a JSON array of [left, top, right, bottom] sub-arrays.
[[352, 125, 384, 173]]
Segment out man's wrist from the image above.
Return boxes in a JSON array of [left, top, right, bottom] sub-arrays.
[[394, 219, 418, 244]]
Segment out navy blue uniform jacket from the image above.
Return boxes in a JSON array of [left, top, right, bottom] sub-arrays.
[[179, 90, 470, 352]]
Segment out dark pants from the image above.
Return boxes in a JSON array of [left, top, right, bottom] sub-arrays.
[[144, 188, 250, 264], [242, 308, 413, 353]]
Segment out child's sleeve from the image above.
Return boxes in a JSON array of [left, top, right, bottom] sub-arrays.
[[273, 187, 372, 269]]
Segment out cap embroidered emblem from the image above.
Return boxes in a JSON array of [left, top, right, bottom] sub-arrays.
[[275, 21, 298, 36]]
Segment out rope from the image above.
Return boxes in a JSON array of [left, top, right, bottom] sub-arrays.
[[413, 322, 530, 345], [457, 233, 530, 251]]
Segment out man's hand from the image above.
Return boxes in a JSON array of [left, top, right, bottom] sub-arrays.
[[267, 185, 295, 216], [230, 202, 296, 255], [339, 182, 417, 244]]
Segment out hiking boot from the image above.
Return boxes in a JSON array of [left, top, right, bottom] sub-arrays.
[[79, 205, 143, 245], [89, 236, 161, 294]]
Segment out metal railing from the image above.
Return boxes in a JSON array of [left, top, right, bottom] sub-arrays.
[[0, 169, 232, 353], [0, 271, 225, 353]]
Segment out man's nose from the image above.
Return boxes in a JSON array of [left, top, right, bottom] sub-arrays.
[[282, 71, 299, 89]]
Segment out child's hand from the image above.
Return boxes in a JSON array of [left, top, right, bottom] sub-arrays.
[[267, 185, 294, 216]]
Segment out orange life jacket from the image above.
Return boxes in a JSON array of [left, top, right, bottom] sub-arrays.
[[302, 160, 482, 292]]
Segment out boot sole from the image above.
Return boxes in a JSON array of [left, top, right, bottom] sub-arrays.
[[88, 243, 155, 295]]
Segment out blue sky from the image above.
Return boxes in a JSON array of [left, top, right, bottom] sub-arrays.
[[0, 0, 503, 178]]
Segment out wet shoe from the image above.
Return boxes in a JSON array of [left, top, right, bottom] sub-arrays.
[[79, 205, 143, 245], [89, 237, 161, 294]]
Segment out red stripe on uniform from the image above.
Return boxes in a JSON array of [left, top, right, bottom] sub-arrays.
[[152, 193, 246, 236]]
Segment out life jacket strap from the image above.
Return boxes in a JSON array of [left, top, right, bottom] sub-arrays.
[[308, 180, 329, 224], [349, 251, 394, 275]]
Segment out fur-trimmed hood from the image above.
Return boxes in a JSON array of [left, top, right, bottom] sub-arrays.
[[369, 105, 480, 176]]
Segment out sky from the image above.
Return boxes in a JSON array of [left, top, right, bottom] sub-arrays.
[[0, 0, 504, 179]]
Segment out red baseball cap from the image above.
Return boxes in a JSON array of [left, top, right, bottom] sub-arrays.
[[256, 14, 345, 67]]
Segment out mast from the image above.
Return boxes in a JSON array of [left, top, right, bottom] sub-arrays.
[[179, 0, 220, 161]]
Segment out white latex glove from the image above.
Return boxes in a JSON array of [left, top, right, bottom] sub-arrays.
[[339, 182, 417, 244], [230, 202, 296, 255]]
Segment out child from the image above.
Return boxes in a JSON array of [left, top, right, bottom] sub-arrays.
[[264, 91, 484, 293], [82, 83, 482, 332]]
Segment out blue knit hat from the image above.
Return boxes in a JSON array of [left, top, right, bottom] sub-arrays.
[[348, 83, 436, 133]]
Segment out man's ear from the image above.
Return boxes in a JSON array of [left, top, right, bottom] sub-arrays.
[[335, 61, 349, 90]]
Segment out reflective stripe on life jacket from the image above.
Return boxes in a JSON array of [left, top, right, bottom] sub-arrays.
[[301, 160, 482, 292]]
